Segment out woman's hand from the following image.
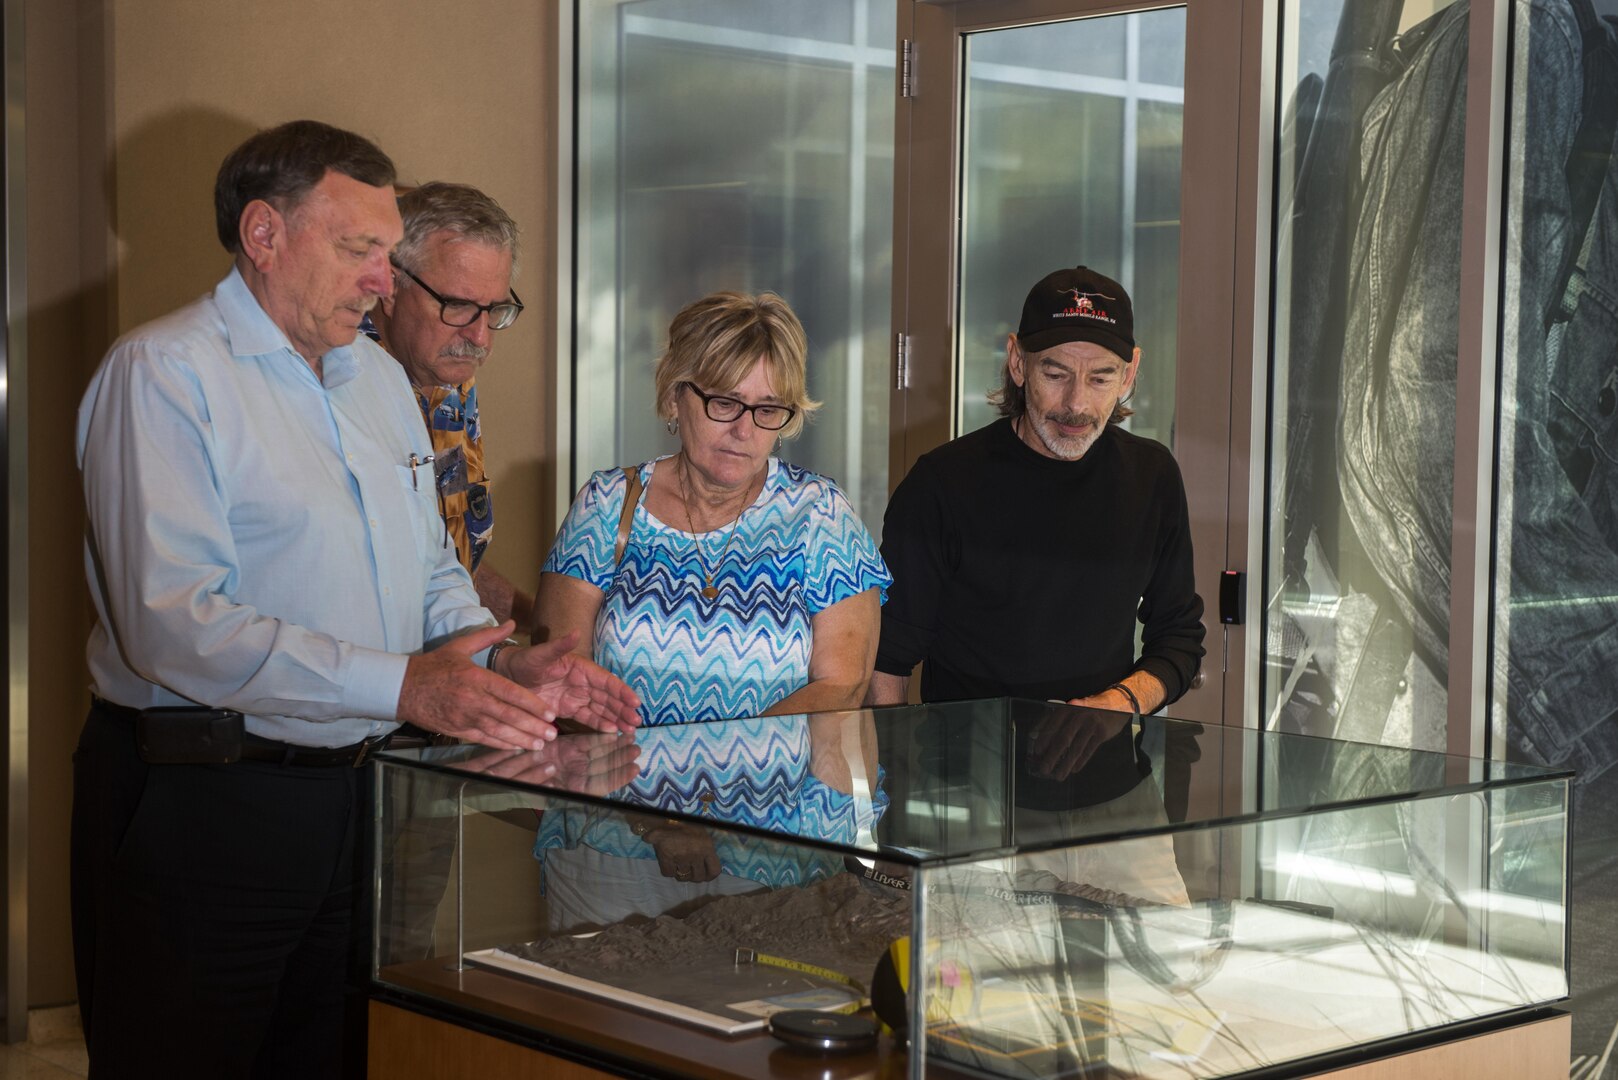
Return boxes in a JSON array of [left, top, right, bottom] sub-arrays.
[[640, 820, 722, 883]]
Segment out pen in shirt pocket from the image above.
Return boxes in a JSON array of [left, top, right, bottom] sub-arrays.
[[407, 452, 435, 491]]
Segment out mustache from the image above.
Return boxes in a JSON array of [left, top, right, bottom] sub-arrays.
[[1046, 410, 1098, 429], [441, 340, 489, 362]]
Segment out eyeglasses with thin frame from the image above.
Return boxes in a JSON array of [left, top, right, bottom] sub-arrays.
[[681, 382, 796, 431], [391, 260, 524, 330]]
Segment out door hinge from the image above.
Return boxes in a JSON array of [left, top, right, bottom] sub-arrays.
[[901, 39, 916, 98], [895, 332, 911, 390]]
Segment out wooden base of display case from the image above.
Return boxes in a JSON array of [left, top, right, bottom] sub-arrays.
[[368, 979, 1568, 1080], [369, 1001, 618, 1080], [1316, 1009, 1567, 1079]]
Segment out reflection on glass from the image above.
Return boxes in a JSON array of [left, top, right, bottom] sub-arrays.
[[373, 699, 1569, 1077], [1493, 0, 1618, 834], [1494, 0, 1618, 1059], [576, 0, 895, 531], [535, 713, 882, 933], [1264, 0, 1472, 754], [958, 10, 1185, 448]]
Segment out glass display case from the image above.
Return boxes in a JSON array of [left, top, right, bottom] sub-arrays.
[[368, 699, 1570, 1079]]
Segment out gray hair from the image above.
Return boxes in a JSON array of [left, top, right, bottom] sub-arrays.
[[393, 181, 520, 279]]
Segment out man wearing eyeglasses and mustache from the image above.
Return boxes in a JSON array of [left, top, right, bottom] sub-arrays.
[[366, 181, 533, 632], [72, 124, 638, 1077]]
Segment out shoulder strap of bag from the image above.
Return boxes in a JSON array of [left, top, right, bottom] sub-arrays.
[[614, 466, 643, 567]]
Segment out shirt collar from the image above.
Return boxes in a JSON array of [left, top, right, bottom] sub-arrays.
[[215, 266, 362, 387], [416, 379, 476, 408]]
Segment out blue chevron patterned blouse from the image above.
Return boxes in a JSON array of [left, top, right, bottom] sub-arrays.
[[543, 456, 891, 726], [537, 456, 892, 886]]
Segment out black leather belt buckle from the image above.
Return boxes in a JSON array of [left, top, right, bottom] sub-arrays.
[[349, 734, 389, 768], [135, 707, 245, 765]]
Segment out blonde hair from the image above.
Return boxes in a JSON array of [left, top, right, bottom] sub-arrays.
[[654, 291, 819, 440]]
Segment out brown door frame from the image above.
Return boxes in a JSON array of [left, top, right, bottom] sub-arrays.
[[889, 0, 1256, 726]]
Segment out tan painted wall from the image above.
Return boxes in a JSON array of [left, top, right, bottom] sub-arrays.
[[22, 0, 560, 1007], [23, 0, 106, 1009], [108, 0, 561, 585]]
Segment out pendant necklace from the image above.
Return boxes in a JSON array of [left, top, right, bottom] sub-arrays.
[[679, 456, 747, 600]]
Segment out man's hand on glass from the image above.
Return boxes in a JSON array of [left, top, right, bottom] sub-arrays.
[[397, 622, 641, 750], [456, 733, 642, 795], [1027, 706, 1131, 781], [499, 629, 642, 735]]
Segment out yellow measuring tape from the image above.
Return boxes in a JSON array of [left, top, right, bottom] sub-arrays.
[[734, 947, 867, 1013]]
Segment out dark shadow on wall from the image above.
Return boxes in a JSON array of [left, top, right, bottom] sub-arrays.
[[25, 280, 105, 1008], [107, 109, 261, 331]]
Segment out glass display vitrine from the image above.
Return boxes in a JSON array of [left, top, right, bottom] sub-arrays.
[[369, 699, 1569, 1079]]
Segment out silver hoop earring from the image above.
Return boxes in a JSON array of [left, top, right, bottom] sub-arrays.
[[666, 418, 679, 435]]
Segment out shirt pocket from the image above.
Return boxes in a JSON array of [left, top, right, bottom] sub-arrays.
[[394, 463, 446, 567]]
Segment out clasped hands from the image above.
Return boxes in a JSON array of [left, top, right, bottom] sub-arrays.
[[397, 620, 641, 750], [631, 817, 722, 884]]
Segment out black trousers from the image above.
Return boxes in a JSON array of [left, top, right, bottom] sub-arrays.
[[70, 704, 368, 1079]]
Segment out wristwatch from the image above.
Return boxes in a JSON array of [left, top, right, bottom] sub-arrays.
[[485, 637, 520, 673]]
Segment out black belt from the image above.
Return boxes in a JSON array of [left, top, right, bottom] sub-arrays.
[[92, 695, 397, 768], [240, 731, 393, 768]]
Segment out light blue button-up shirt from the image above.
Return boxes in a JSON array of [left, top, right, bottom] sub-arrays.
[[77, 268, 495, 746]]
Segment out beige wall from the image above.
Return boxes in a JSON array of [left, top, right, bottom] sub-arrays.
[[22, 0, 560, 1007], [23, 0, 105, 1010], [108, 0, 562, 582]]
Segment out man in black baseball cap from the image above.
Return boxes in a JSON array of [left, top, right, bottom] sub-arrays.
[[1004, 264, 1139, 460], [869, 263, 1204, 761]]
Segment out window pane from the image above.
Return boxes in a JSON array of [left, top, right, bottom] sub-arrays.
[[957, 11, 1186, 451], [1263, 0, 1469, 755], [1494, 0, 1618, 1061], [1493, 0, 1618, 809], [576, 0, 896, 528]]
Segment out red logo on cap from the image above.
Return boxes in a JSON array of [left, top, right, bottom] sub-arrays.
[[1057, 288, 1117, 324]]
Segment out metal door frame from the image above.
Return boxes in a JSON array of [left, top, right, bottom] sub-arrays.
[[891, 0, 1261, 727]]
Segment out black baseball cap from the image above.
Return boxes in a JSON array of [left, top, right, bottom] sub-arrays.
[[1015, 266, 1135, 358]]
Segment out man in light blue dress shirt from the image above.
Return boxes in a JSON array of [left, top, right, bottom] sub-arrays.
[[70, 120, 639, 1079]]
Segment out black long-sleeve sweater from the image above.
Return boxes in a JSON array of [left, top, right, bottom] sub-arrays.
[[875, 418, 1206, 705]]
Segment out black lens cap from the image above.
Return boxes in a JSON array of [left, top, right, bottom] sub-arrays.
[[767, 1010, 879, 1054]]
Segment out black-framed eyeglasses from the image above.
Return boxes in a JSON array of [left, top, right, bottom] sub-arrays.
[[682, 382, 796, 431], [392, 260, 524, 330]]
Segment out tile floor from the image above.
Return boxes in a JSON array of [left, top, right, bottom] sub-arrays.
[[0, 1006, 87, 1079]]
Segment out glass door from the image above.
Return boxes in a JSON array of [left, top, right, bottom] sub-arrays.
[[956, 8, 1187, 450], [573, 0, 899, 533], [893, 0, 1250, 725]]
